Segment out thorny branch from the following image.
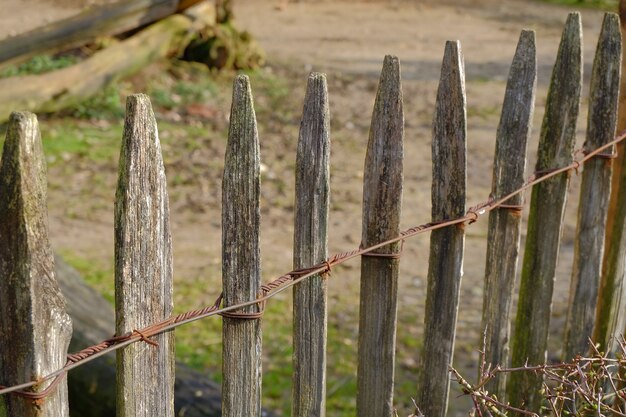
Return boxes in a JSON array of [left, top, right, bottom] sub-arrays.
[[448, 338, 626, 417]]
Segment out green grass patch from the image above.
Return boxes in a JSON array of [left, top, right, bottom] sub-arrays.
[[39, 120, 122, 165], [0, 54, 79, 78], [69, 84, 125, 120]]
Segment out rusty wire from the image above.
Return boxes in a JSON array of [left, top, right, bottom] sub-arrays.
[[1, 130, 625, 400]]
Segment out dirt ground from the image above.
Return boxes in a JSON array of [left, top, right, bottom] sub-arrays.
[[0, 0, 615, 415]]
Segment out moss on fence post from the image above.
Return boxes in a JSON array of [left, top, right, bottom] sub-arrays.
[[508, 12, 582, 411], [0, 112, 72, 417]]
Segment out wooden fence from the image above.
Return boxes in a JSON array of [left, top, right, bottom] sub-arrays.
[[0, 10, 624, 417]]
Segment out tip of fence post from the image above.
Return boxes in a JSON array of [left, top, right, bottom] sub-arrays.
[[601, 12, 620, 38], [5, 111, 39, 153], [382, 54, 399, 68], [2, 111, 43, 187], [440, 41, 465, 91], [375, 55, 401, 103], [306, 72, 328, 95], [565, 11, 582, 36], [229, 74, 256, 121], [308, 71, 327, 83], [443, 40, 462, 63], [519, 29, 536, 46], [233, 74, 251, 94], [123, 94, 157, 134]]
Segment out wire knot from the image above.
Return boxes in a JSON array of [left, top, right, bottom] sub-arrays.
[[216, 293, 265, 320], [360, 240, 404, 259], [132, 329, 159, 347]]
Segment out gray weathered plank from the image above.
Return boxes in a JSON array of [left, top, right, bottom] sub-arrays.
[[114, 94, 175, 417], [605, 0, 626, 216], [292, 72, 331, 417], [0, 112, 72, 417], [356, 55, 404, 417], [508, 12, 582, 411], [565, 13, 620, 360], [480, 29, 536, 401], [222, 74, 262, 417], [0, 0, 208, 67], [594, 9, 626, 355], [417, 41, 466, 417]]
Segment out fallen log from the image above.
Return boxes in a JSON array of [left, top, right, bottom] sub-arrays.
[[0, 0, 208, 67], [0, 2, 215, 123], [56, 255, 278, 417]]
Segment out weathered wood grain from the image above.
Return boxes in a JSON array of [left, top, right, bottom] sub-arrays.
[[292, 73, 331, 417], [0, 112, 72, 416], [480, 29, 536, 401], [356, 55, 404, 417], [114, 94, 174, 417], [508, 12, 582, 411], [600, 3, 626, 353], [417, 41, 466, 417], [595, 9, 626, 355], [565, 13, 620, 359], [222, 75, 262, 417]]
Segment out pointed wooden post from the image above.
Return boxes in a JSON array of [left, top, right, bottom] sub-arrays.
[[417, 41, 466, 417], [508, 13, 582, 411], [594, 11, 626, 355], [600, 2, 626, 351], [0, 112, 72, 416], [357, 55, 404, 417], [480, 29, 536, 401], [292, 72, 331, 417], [221, 75, 262, 417], [115, 94, 175, 417], [565, 13, 620, 360]]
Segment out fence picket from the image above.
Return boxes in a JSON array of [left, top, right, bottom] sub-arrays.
[[600, 2, 626, 356], [114, 94, 175, 417], [480, 29, 536, 400], [292, 72, 331, 417], [508, 12, 582, 411], [593, 12, 626, 352], [417, 41, 466, 417], [0, 112, 72, 416], [356, 55, 404, 417], [565, 13, 620, 360], [221, 74, 262, 417]]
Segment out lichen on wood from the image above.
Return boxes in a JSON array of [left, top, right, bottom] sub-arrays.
[[114, 94, 174, 417], [0, 112, 72, 417], [508, 12, 582, 411]]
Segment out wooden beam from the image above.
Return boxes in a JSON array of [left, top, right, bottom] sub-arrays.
[[0, 2, 214, 124], [0, 0, 209, 67]]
